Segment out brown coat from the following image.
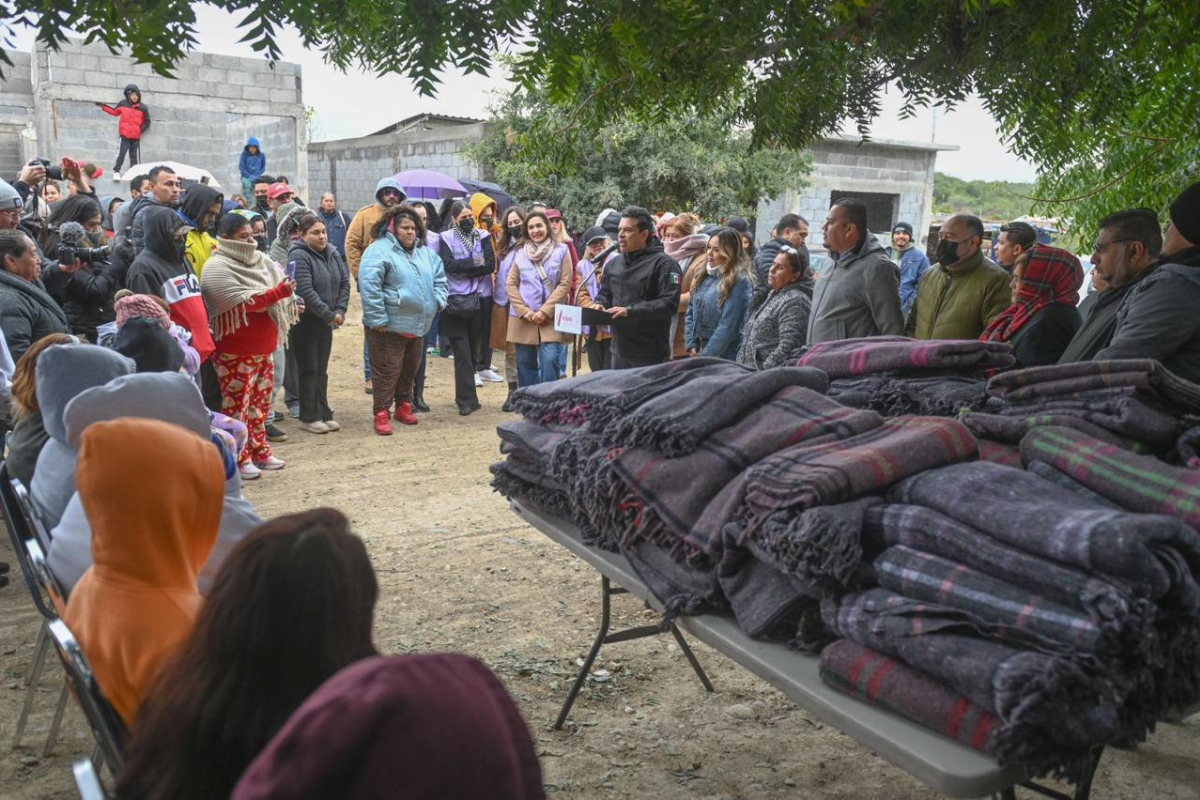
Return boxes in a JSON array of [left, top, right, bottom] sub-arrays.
[[506, 253, 573, 345], [344, 204, 385, 281], [673, 254, 705, 357]]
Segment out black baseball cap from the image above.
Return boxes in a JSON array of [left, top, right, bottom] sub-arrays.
[[582, 226, 607, 245]]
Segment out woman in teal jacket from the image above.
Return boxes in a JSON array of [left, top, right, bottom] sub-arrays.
[[359, 205, 447, 435]]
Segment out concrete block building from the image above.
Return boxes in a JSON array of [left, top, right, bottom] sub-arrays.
[[308, 114, 488, 211], [0, 39, 307, 199], [757, 135, 957, 255]]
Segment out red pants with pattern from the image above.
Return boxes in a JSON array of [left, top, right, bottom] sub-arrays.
[[215, 352, 275, 465]]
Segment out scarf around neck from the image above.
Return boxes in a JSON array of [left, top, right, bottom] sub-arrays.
[[202, 238, 300, 345], [665, 233, 708, 263], [981, 245, 1082, 344], [523, 237, 556, 266], [453, 222, 482, 255]]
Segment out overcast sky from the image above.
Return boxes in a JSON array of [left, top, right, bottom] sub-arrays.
[[13, 6, 1040, 182]]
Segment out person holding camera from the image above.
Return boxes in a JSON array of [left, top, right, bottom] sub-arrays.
[[35, 195, 123, 342], [0, 228, 70, 364]]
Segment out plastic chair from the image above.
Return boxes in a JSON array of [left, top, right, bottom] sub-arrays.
[[47, 619, 127, 774]]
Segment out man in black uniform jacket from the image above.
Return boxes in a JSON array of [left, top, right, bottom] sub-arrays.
[[591, 206, 682, 369]]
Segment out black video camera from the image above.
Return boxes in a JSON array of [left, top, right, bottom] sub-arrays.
[[58, 244, 109, 267], [28, 158, 65, 181]]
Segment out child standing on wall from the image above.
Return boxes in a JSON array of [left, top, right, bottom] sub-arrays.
[[95, 84, 150, 180]]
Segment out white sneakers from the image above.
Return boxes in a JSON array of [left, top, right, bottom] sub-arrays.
[[300, 421, 329, 434], [324, 420, 341, 431], [254, 456, 286, 470], [478, 368, 504, 383], [112, 171, 121, 181], [239, 463, 261, 480], [474, 373, 483, 387]]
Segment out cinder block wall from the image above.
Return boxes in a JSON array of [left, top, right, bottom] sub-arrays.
[[0, 40, 307, 201], [308, 122, 490, 212], [0, 51, 34, 180]]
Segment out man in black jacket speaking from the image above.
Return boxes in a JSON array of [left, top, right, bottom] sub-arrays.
[[590, 206, 682, 369]]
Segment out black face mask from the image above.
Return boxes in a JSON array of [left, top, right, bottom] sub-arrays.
[[458, 218, 476, 235], [507, 225, 523, 241], [480, 216, 494, 229], [936, 238, 961, 266], [254, 235, 269, 252]]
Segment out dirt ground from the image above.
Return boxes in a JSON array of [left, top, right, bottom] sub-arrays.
[[2, 299, 1199, 799]]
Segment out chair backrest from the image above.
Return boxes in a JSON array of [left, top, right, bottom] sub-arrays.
[[0, 462, 58, 621], [72, 757, 111, 800], [47, 620, 127, 773], [12, 477, 53, 555]]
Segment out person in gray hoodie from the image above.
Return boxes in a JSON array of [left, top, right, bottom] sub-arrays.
[[30, 343, 134, 529], [807, 198, 904, 344], [48, 372, 263, 596], [1097, 180, 1200, 383]]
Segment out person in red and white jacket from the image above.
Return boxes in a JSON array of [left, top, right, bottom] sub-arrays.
[[95, 84, 150, 178]]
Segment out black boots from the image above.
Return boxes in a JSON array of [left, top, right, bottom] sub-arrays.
[[501, 381, 517, 413], [413, 375, 430, 412]]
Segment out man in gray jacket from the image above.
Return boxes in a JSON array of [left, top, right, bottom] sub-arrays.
[[1097, 180, 1200, 382], [807, 198, 904, 344]]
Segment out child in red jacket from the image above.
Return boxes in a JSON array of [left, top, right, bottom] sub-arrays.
[[95, 84, 150, 178]]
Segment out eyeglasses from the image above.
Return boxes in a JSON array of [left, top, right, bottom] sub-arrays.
[[1092, 238, 1136, 254]]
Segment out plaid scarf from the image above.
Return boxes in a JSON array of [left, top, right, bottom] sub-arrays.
[[795, 336, 1014, 378], [980, 245, 1083, 343], [1021, 425, 1200, 536], [201, 237, 299, 346], [820, 640, 999, 755], [890, 461, 1200, 611]]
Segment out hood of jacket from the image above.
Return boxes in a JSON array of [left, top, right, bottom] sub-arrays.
[[1158, 244, 1200, 277], [178, 184, 223, 230], [469, 193, 498, 228], [77, 417, 224, 591], [142, 205, 190, 263], [35, 344, 135, 444], [113, 316, 185, 373], [123, 84, 141, 100], [375, 178, 407, 206], [244, 136, 261, 152], [64, 372, 211, 451], [99, 195, 119, 231]]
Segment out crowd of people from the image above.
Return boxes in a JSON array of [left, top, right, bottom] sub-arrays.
[[2, 138, 1199, 795]]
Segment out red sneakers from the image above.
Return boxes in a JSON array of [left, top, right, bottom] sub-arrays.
[[374, 410, 393, 436], [393, 402, 418, 426]]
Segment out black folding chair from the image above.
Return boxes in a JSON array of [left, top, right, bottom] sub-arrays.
[[72, 756, 111, 800], [0, 463, 67, 753], [47, 619, 127, 774]]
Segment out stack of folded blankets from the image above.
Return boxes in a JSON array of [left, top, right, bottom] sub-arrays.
[[492, 354, 1200, 782], [795, 336, 1013, 418]]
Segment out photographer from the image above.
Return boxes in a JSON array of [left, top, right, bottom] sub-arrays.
[[0, 229, 70, 363], [38, 195, 123, 341]]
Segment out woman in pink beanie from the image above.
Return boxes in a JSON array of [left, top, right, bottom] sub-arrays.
[[113, 290, 201, 375]]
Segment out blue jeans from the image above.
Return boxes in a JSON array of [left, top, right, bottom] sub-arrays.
[[515, 342, 565, 388], [555, 340, 569, 377]]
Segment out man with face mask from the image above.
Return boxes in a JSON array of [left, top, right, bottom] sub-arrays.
[[252, 176, 274, 218], [1094, 182, 1200, 381], [905, 213, 1010, 340], [345, 177, 408, 393]]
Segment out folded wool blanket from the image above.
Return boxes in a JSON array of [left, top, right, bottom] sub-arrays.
[[961, 410, 1151, 452], [497, 420, 574, 472], [610, 387, 883, 563], [511, 357, 746, 426], [602, 366, 829, 457], [1177, 419, 1200, 467], [1025, 460, 1122, 510], [819, 639, 1000, 755], [796, 336, 1014, 379], [565, 443, 629, 552], [976, 438, 1023, 467], [988, 390, 1182, 448], [732, 416, 979, 541], [717, 525, 824, 638], [826, 375, 890, 408], [890, 461, 1200, 611], [1021, 425, 1200, 536], [987, 359, 1200, 413], [860, 504, 1139, 627], [824, 588, 1125, 781], [621, 538, 724, 622], [869, 375, 989, 418], [489, 461, 572, 520], [744, 496, 884, 594], [874, 546, 1118, 657]]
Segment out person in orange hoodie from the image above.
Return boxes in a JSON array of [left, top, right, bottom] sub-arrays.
[[64, 417, 226, 726], [468, 192, 505, 383]]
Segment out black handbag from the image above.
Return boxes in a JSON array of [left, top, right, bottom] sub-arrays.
[[445, 292, 481, 318]]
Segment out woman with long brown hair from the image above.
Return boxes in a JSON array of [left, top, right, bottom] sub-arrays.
[[506, 210, 571, 388], [116, 508, 379, 800], [684, 227, 754, 360], [493, 205, 526, 410]]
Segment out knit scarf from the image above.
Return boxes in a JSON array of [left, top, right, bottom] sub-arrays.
[[522, 237, 556, 266], [665, 233, 708, 263], [202, 238, 299, 345], [453, 221, 482, 256], [981, 244, 1082, 343]]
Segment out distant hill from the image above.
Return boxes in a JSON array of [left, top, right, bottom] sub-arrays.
[[933, 173, 1036, 221]]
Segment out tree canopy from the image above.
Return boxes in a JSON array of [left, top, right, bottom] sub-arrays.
[[3, 1, 1197, 233], [466, 88, 811, 224], [933, 173, 1035, 221]]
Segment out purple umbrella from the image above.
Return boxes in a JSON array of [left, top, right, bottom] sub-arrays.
[[393, 169, 468, 201]]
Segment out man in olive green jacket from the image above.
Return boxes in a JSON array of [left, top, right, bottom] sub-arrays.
[[906, 214, 1011, 340]]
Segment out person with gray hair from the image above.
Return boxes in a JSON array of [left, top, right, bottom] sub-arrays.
[[906, 212, 1009, 340], [317, 192, 351, 254]]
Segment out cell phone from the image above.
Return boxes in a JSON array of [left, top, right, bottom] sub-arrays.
[[287, 261, 297, 280], [61, 157, 79, 172]]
